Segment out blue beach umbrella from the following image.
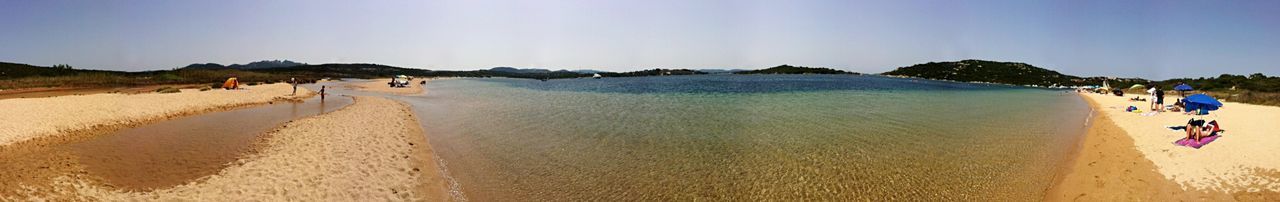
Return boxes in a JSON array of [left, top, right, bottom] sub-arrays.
[[1174, 84, 1194, 96], [1183, 94, 1223, 114], [1174, 84, 1194, 91]]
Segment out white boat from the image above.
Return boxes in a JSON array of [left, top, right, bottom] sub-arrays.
[[592, 73, 602, 79]]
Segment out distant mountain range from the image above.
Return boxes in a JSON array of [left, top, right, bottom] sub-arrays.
[[181, 60, 307, 70]]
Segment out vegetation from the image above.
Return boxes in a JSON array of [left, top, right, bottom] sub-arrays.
[[881, 59, 1280, 106], [734, 65, 856, 75], [882, 60, 1090, 86], [599, 69, 706, 77]]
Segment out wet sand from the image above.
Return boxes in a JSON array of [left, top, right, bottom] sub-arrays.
[[1047, 93, 1280, 201], [348, 78, 425, 95], [3, 96, 450, 201], [71, 95, 352, 190], [0, 83, 310, 147]]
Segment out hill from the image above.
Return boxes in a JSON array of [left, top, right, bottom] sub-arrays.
[[0, 62, 119, 79], [599, 69, 706, 77], [882, 60, 1082, 86], [734, 65, 855, 75], [488, 67, 552, 74], [180, 60, 306, 70]]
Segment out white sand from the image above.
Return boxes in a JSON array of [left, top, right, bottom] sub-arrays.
[[349, 78, 425, 95], [0, 83, 310, 147], [1080, 93, 1280, 192], [11, 96, 449, 201]]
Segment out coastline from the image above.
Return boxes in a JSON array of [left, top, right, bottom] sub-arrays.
[[1047, 92, 1280, 201], [3, 96, 451, 200], [0, 83, 313, 148]]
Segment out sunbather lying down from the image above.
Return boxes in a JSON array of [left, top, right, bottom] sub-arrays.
[[1185, 119, 1224, 142]]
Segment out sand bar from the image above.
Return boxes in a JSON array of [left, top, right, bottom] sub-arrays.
[[6, 96, 450, 201], [0, 83, 310, 147], [348, 78, 425, 95]]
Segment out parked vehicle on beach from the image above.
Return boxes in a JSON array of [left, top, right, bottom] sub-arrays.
[[388, 75, 412, 88]]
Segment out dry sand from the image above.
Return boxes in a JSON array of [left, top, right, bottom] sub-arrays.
[[6, 96, 450, 201], [1048, 93, 1280, 201], [0, 83, 311, 147], [349, 78, 425, 95]]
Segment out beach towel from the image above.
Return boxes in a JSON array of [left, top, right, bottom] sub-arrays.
[[1174, 135, 1220, 149]]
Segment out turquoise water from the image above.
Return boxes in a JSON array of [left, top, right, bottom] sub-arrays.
[[412, 75, 1090, 201]]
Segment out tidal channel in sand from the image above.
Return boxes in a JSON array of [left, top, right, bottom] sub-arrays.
[[0, 85, 352, 192], [72, 93, 353, 190]]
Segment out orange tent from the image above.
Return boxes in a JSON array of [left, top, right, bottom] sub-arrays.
[[222, 77, 239, 89]]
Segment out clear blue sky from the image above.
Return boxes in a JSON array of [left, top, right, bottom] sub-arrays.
[[2, 0, 1277, 79]]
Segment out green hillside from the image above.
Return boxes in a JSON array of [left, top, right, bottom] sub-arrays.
[[882, 60, 1079, 86], [735, 65, 855, 75]]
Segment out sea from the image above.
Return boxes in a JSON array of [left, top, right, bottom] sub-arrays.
[[405, 74, 1091, 201]]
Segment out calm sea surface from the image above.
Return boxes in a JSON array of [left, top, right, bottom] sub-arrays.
[[408, 75, 1090, 201]]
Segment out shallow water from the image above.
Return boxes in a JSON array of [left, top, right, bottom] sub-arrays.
[[69, 86, 352, 190], [408, 75, 1091, 201]]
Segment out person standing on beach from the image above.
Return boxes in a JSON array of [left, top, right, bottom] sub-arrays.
[[290, 77, 298, 95], [319, 86, 326, 101], [1148, 86, 1158, 110], [1154, 86, 1165, 112]]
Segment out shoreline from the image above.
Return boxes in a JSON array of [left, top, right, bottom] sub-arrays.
[[0, 83, 313, 148], [3, 96, 451, 200], [1047, 92, 1280, 201], [1045, 94, 1186, 201], [347, 78, 426, 95], [1042, 98, 1092, 200]]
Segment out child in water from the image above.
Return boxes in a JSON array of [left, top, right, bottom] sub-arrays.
[[320, 86, 326, 101]]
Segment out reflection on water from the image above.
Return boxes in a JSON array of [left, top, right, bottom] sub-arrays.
[[410, 75, 1090, 201], [70, 90, 352, 190]]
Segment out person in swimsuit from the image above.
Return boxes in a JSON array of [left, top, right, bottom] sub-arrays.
[[1186, 118, 1206, 141], [320, 85, 326, 101]]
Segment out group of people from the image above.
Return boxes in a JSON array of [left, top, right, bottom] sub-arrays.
[[1184, 118, 1222, 142], [1144, 83, 1224, 144], [290, 77, 326, 100], [225, 76, 327, 101], [1146, 86, 1166, 112]]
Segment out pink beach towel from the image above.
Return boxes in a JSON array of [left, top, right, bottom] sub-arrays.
[[1174, 135, 1220, 149]]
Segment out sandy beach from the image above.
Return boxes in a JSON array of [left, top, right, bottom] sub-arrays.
[[349, 78, 425, 95], [3, 96, 450, 201], [0, 83, 311, 147], [1048, 92, 1280, 201]]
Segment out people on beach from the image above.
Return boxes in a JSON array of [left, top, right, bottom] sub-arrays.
[[1152, 86, 1162, 109], [320, 86, 326, 101], [290, 77, 298, 95], [1153, 87, 1165, 112], [1185, 119, 1222, 142], [1171, 99, 1185, 112]]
